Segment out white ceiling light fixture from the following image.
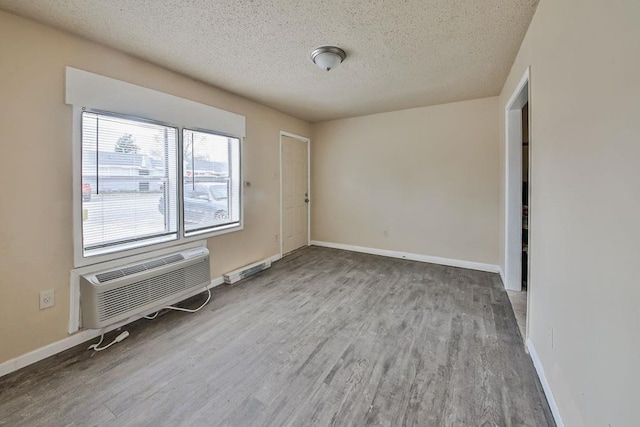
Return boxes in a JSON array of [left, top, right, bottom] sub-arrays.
[[310, 46, 346, 71]]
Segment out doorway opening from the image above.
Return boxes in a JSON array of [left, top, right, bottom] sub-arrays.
[[504, 68, 530, 339], [521, 102, 529, 292], [279, 131, 310, 258]]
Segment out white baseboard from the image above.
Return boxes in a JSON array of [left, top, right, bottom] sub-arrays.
[[0, 327, 102, 378], [270, 253, 282, 263], [499, 267, 506, 286], [526, 338, 564, 427], [208, 276, 225, 289], [310, 241, 500, 274], [0, 277, 225, 379]]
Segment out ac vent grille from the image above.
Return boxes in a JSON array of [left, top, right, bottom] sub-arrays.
[[120, 264, 147, 276], [95, 270, 125, 283], [142, 258, 167, 270], [96, 254, 186, 283], [96, 258, 209, 322], [162, 254, 185, 264]]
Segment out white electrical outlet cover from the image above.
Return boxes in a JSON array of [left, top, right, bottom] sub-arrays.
[[40, 289, 55, 309]]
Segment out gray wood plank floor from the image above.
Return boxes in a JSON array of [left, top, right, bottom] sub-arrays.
[[0, 247, 554, 426]]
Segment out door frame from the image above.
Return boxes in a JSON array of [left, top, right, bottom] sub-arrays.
[[279, 131, 311, 258], [504, 67, 530, 292]]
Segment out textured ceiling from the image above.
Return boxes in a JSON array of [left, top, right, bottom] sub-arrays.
[[0, 0, 538, 122]]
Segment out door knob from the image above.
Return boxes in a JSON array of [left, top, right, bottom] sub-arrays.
[[305, 198, 309, 203]]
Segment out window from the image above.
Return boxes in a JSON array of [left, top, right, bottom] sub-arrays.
[[81, 112, 179, 256], [182, 129, 241, 236], [68, 67, 246, 266], [80, 112, 241, 258]]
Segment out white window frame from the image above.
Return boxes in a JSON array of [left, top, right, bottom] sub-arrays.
[[181, 128, 242, 238], [68, 67, 245, 268], [79, 109, 181, 258]]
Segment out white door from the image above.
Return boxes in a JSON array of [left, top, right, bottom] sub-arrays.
[[282, 135, 309, 255]]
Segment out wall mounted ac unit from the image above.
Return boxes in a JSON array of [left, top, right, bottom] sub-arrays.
[[223, 258, 271, 284], [80, 248, 210, 329]]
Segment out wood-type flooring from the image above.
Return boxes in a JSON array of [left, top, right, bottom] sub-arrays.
[[0, 247, 554, 426]]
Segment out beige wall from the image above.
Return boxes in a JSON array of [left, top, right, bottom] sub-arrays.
[[498, 0, 640, 424], [311, 97, 499, 265], [4, 2, 639, 422], [0, 10, 310, 364]]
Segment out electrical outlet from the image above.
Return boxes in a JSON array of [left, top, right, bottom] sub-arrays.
[[383, 230, 388, 238], [275, 234, 279, 242], [40, 289, 55, 310]]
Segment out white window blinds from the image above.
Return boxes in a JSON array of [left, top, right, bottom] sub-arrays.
[[81, 111, 179, 256]]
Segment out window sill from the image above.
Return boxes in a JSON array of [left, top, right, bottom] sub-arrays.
[[184, 222, 242, 239], [83, 233, 178, 259], [75, 221, 243, 268]]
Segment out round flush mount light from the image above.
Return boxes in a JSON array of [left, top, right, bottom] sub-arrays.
[[310, 46, 346, 71]]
